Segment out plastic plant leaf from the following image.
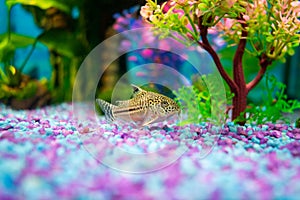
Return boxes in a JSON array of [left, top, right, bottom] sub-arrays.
[[0, 33, 35, 48], [6, 0, 71, 13], [0, 33, 36, 64], [0, 78, 38, 100], [0, 36, 13, 63], [296, 118, 300, 128], [238, 74, 300, 125], [3, 65, 22, 87], [0, 67, 9, 84], [38, 30, 86, 58]]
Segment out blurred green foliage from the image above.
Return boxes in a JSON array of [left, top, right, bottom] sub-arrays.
[[174, 74, 227, 125], [5, 0, 79, 12], [236, 74, 300, 124], [296, 118, 300, 128], [0, 0, 88, 106], [1, 0, 140, 107], [0, 65, 22, 87], [175, 74, 300, 125], [174, 85, 210, 125]]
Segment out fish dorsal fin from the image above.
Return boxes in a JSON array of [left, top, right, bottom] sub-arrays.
[[115, 100, 130, 107], [131, 84, 144, 97]]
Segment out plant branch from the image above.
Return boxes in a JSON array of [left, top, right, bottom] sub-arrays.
[[246, 54, 271, 92], [233, 21, 248, 90], [7, 6, 12, 41], [7, 5, 13, 66], [19, 34, 40, 73], [184, 9, 199, 40], [197, 17, 238, 93]]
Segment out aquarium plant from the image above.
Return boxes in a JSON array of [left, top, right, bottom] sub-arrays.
[[296, 118, 300, 128], [176, 73, 300, 125], [113, 6, 225, 78], [239, 74, 300, 124], [140, 0, 300, 124], [0, 3, 49, 109], [0, 0, 88, 106]]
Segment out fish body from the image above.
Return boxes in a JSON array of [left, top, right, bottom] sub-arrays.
[[96, 84, 180, 126]]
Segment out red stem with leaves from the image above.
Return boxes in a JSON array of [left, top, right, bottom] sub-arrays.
[[196, 17, 272, 125]]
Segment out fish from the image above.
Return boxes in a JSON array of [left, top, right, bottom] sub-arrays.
[[96, 84, 180, 126]]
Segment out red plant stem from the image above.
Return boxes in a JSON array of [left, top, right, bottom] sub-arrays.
[[195, 17, 272, 124], [247, 54, 270, 92], [197, 18, 238, 94], [233, 30, 247, 87], [232, 24, 248, 123]]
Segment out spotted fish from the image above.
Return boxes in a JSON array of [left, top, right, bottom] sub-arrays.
[[96, 84, 180, 126]]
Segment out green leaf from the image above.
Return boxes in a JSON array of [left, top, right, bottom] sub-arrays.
[[0, 33, 35, 48], [227, 11, 238, 18], [0, 65, 22, 87], [173, 83, 214, 125], [266, 36, 273, 42], [38, 30, 86, 57], [0, 78, 40, 100], [0, 37, 14, 63], [243, 74, 300, 124], [296, 118, 300, 128], [0, 33, 36, 63], [233, 5, 246, 13], [287, 48, 295, 56], [6, 0, 71, 13], [198, 3, 208, 11], [0, 67, 10, 84]]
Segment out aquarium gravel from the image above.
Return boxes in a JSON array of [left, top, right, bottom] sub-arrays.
[[1, 103, 300, 199]]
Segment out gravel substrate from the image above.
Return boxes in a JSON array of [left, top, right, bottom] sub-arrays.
[[1, 103, 300, 199]]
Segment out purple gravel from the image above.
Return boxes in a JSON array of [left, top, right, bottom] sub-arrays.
[[1, 103, 300, 199]]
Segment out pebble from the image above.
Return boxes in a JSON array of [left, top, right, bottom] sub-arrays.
[[256, 132, 265, 140], [270, 130, 282, 138], [1, 103, 300, 199]]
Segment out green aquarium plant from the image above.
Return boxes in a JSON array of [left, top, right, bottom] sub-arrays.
[[173, 74, 228, 125], [0, 0, 89, 107], [140, 0, 300, 125], [296, 118, 300, 128], [235, 74, 300, 124], [175, 74, 300, 125], [0, 3, 50, 109]]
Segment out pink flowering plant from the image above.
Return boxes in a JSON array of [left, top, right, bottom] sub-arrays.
[[141, 0, 300, 125]]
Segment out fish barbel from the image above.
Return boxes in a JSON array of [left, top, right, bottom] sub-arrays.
[[96, 84, 180, 126]]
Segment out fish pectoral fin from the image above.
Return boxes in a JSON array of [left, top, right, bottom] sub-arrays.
[[142, 109, 148, 117], [141, 114, 158, 127]]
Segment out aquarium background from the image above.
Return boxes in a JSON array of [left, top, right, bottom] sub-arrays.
[[0, 0, 299, 103], [1, 1, 300, 199], [0, 0, 51, 79]]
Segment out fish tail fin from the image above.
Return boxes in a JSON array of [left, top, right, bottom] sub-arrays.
[[96, 99, 116, 122]]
